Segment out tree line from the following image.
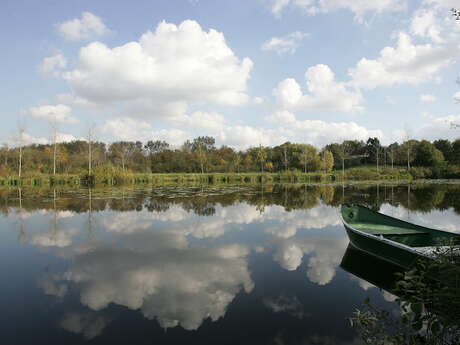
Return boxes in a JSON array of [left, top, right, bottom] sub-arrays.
[[0, 136, 459, 177]]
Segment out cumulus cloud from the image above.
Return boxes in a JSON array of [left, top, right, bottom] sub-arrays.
[[349, 32, 455, 90], [170, 111, 225, 132], [61, 20, 253, 118], [100, 117, 188, 146], [410, 1, 460, 43], [270, 0, 407, 22], [420, 94, 437, 102], [410, 8, 444, 43], [393, 114, 460, 142], [7, 132, 48, 147], [273, 64, 363, 113], [26, 104, 78, 124], [265, 110, 296, 124], [265, 111, 383, 147], [57, 12, 110, 41], [261, 31, 309, 55], [39, 54, 67, 76]]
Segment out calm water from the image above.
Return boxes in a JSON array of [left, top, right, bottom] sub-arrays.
[[1, 183, 459, 345]]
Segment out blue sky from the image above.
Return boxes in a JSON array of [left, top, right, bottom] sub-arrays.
[[2, 0, 460, 149]]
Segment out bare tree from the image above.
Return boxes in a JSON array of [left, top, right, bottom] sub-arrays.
[[87, 124, 95, 176], [404, 126, 412, 170], [18, 123, 25, 177], [51, 119, 58, 176], [283, 145, 289, 172]]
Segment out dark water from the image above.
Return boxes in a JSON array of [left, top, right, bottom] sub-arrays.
[[1, 183, 459, 345]]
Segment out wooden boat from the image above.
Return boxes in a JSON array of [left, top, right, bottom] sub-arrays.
[[341, 204, 460, 269]]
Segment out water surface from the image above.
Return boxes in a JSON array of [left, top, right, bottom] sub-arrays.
[[1, 183, 459, 344]]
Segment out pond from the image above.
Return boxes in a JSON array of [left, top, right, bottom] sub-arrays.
[[1, 183, 459, 344]]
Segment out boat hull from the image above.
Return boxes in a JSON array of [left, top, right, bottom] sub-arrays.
[[344, 222, 422, 269]]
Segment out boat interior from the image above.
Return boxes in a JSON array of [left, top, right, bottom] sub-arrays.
[[342, 204, 460, 248]]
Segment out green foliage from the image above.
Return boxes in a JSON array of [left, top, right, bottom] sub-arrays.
[[350, 246, 460, 345], [1, 136, 459, 181], [322, 150, 334, 173], [414, 140, 445, 167], [92, 164, 134, 184]]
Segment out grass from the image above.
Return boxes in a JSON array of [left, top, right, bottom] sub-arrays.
[[0, 164, 456, 187]]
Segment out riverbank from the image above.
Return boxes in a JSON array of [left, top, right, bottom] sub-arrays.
[[1, 165, 458, 187]]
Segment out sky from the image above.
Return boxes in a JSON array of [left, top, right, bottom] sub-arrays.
[[2, 0, 460, 150]]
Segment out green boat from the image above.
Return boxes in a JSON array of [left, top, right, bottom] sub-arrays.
[[341, 204, 460, 269]]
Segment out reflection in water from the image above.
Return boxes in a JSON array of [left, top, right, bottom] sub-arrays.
[[60, 242, 253, 330], [264, 295, 306, 319], [60, 312, 111, 340], [340, 244, 403, 295], [273, 236, 349, 285], [1, 183, 459, 344]]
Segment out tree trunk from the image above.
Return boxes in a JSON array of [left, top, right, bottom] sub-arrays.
[[19, 145, 22, 178], [53, 139, 56, 175], [88, 134, 92, 176], [376, 148, 379, 173], [391, 150, 394, 169]]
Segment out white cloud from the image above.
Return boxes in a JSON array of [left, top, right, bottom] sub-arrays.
[[274, 64, 363, 113], [7, 132, 49, 147], [100, 117, 188, 146], [265, 110, 296, 124], [216, 126, 284, 149], [349, 32, 455, 90], [253, 96, 264, 104], [261, 31, 309, 55], [410, 8, 444, 43], [39, 54, 67, 76], [56, 93, 100, 109], [56, 133, 78, 143], [57, 12, 110, 41], [420, 114, 460, 139], [420, 93, 437, 102], [27, 104, 78, 124], [170, 111, 225, 132], [61, 20, 253, 118], [264, 112, 383, 147], [393, 114, 460, 142], [410, 1, 460, 43], [270, 0, 407, 22]]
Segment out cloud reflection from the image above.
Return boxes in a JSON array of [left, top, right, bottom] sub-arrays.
[[59, 238, 253, 330], [273, 236, 349, 285], [60, 312, 111, 340]]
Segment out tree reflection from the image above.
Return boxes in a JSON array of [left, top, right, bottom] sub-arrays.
[[0, 183, 458, 215]]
